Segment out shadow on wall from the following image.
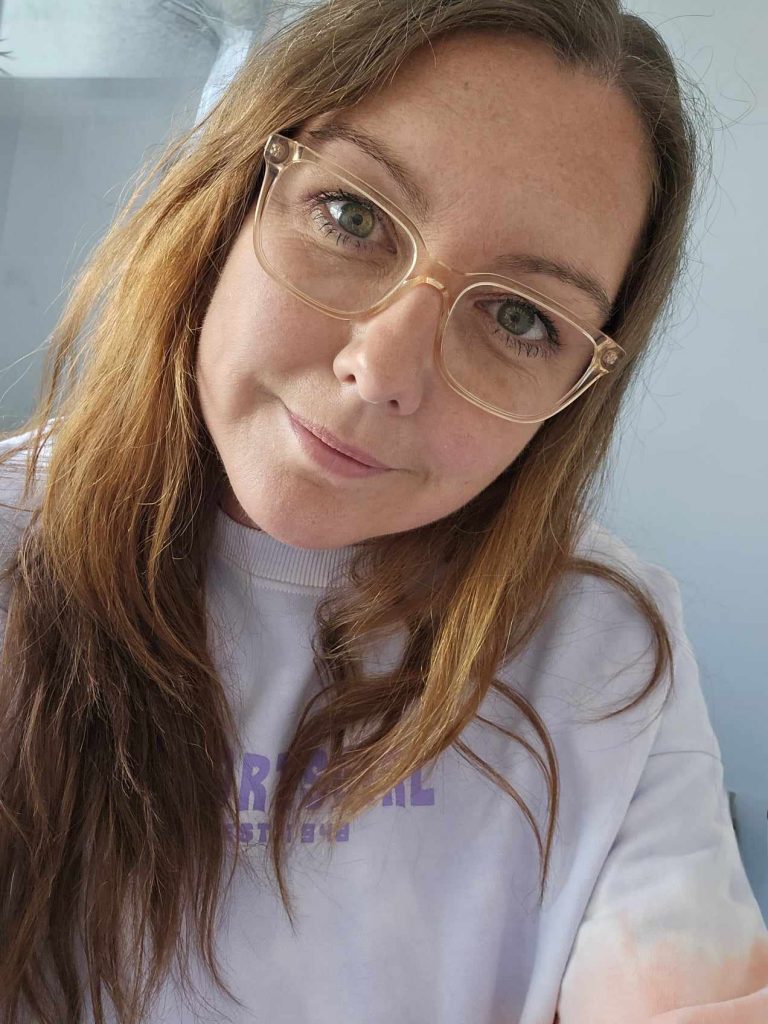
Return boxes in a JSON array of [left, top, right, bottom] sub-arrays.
[[0, 1, 317, 427]]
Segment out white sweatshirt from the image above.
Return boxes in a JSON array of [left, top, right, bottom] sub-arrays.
[[1, 427, 767, 1024]]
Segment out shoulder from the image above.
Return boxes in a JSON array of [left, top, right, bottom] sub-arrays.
[[556, 515, 690, 683], [499, 515, 716, 762], [552, 527, 766, 1019], [523, 516, 685, 688], [0, 420, 55, 508], [572, 516, 683, 623], [0, 420, 56, 612], [572, 517, 712, 752]]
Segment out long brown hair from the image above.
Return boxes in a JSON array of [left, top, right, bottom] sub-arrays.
[[0, 2, 707, 1022]]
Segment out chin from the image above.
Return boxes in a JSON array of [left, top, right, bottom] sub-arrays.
[[262, 511, 371, 549], [223, 497, 358, 548]]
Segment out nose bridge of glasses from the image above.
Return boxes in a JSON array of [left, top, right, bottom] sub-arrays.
[[401, 250, 469, 305], [372, 271, 450, 330]]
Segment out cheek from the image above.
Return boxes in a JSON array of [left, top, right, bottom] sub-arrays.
[[201, 261, 338, 387], [254, 294, 335, 377], [427, 418, 538, 487]]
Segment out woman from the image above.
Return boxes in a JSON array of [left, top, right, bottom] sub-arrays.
[[1, 1, 766, 1022]]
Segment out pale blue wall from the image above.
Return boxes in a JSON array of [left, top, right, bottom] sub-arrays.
[[604, 1, 768, 915]]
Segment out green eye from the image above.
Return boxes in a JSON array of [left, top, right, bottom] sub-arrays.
[[332, 199, 376, 239], [499, 300, 538, 338]]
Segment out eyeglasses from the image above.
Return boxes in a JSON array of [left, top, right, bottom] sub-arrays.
[[252, 132, 626, 424]]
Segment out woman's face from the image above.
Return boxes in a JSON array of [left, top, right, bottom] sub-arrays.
[[196, 31, 652, 549]]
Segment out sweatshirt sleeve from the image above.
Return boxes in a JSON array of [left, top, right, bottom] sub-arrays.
[[554, 570, 768, 1024]]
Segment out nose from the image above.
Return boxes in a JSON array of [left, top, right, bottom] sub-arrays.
[[332, 282, 446, 415]]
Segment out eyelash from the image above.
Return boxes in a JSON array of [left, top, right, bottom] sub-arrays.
[[310, 188, 393, 250], [482, 296, 561, 355], [306, 188, 562, 356]]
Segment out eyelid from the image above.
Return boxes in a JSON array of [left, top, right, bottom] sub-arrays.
[[303, 123, 433, 221], [322, 188, 402, 249]]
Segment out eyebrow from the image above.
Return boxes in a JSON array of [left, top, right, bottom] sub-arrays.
[[303, 119, 614, 322]]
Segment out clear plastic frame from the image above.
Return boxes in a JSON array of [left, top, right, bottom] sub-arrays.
[[252, 131, 627, 424]]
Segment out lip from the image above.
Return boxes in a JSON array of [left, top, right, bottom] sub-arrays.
[[288, 414, 392, 479], [287, 410, 392, 470]]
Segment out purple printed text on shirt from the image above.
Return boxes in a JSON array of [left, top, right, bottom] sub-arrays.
[[238, 749, 435, 813]]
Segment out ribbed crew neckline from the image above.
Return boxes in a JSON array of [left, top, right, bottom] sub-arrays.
[[212, 506, 359, 588]]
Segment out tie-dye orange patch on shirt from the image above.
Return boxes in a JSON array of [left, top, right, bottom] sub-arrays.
[[555, 746, 768, 1023]]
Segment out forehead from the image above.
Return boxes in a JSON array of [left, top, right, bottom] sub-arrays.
[[298, 32, 653, 321]]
